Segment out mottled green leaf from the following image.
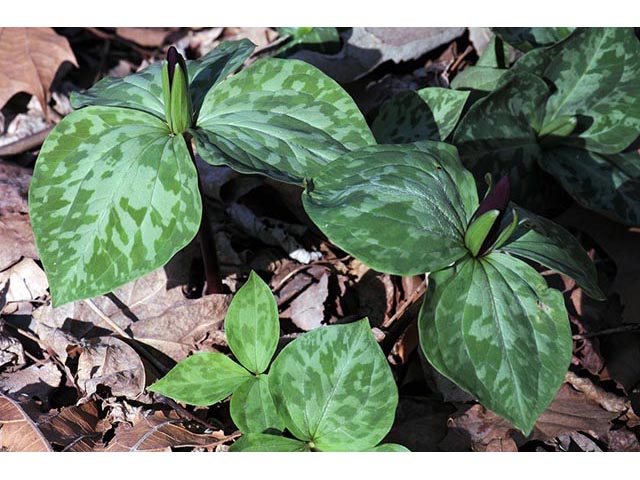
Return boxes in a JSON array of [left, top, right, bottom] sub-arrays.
[[450, 66, 507, 92], [229, 433, 310, 452], [147, 352, 252, 406], [225, 271, 279, 374], [476, 35, 510, 68], [230, 375, 284, 434], [419, 254, 572, 434], [453, 73, 550, 206], [493, 27, 574, 52], [365, 443, 411, 452], [538, 147, 640, 227], [29, 106, 201, 306], [71, 40, 254, 120], [268, 319, 397, 452], [372, 87, 469, 143], [465, 209, 500, 257], [499, 205, 605, 299], [512, 28, 640, 154], [303, 142, 478, 276], [194, 58, 375, 185], [276, 27, 341, 57]]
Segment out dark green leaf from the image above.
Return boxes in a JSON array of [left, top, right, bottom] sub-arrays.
[[538, 147, 640, 227], [372, 87, 469, 143], [147, 352, 252, 406], [465, 209, 500, 257], [229, 433, 310, 452], [225, 271, 279, 374], [194, 58, 375, 185], [499, 205, 605, 299], [453, 73, 550, 206], [419, 254, 572, 435], [303, 142, 478, 276], [493, 27, 574, 52], [230, 375, 284, 434], [512, 28, 640, 154], [29, 106, 201, 306], [268, 319, 397, 452]]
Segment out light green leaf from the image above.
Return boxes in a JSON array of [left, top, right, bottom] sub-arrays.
[[71, 40, 254, 120], [303, 142, 478, 276], [365, 443, 411, 452], [493, 27, 574, 52], [476, 35, 510, 68], [499, 205, 605, 299], [225, 271, 280, 374], [194, 58, 375, 185], [230, 375, 284, 434], [268, 319, 397, 452], [372, 87, 469, 143], [276, 27, 341, 57], [29, 106, 201, 306], [465, 209, 500, 257], [450, 66, 507, 92], [147, 352, 252, 406], [512, 28, 640, 154], [419, 254, 572, 435], [538, 147, 640, 227], [453, 73, 550, 206], [229, 433, 310, 452]]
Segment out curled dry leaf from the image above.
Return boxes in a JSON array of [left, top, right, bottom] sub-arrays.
[[0, 333, 25, 369], [102, 410, 226, 452], [288, 273, 329, 331], [76, 336, 145, 402], [0, 361, 61, 400], [0, 28, 77, 113], [447, 404, 522, 452], [0, 392, 52, 451], [115, 27, 177, 48], [0, 160, 31, 215], [0, 258, 48, 315]]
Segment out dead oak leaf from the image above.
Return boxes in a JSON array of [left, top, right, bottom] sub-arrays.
[[0, 28, 77, 114], [0, 392, 52, 451]]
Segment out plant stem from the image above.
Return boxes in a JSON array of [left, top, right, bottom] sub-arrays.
[[184, 134, 224, 295]]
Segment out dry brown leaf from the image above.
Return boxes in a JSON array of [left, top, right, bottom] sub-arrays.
[[0, 28, 77, 113], [0, 362, 61, 399], [0, 213, 38, 271], [38, 402, 101, 451], [288, 273, 329, 331], [447, 404, 522, 452], [76, 336, 145, 402], [0, 258, 48, 315], [102, 410, 225, 452], [115, 27, 176, 47], [532, 383, 617, 441], [0, 333, 25, 369], [0, 392, 52, 451]]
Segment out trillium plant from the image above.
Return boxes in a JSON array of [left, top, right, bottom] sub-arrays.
[[149, 272, 407, 452], [29, 28, 627, 446]]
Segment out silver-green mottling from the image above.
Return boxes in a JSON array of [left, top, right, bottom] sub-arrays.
[[372, 87, 469, 143], [499, 205, 605, 299], [225, 271, 280, 375], [512, 28, 640, 154], [304, 142, 478, 276], [493, 27, 574, 52], [229, 433, 310, 452], [268, 319, 397, 452], [147, 352, 252, 406], [365, 443, 411, 452], [419, 254, 572, 435], [450, 66, 508, 93], [29, 106, 201, 306], [230, 375, 285, 434], [71, 40, 255, 121], [538, 147, 640, 227], [195, 58, 375, 185], [275, 27, 340, 57], [453, 72, 551, 206]]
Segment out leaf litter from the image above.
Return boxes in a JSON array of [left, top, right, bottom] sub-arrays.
[[0, 26, 639, 452]]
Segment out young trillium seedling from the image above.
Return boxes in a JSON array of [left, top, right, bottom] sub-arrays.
[[149, 272, 407, 452]]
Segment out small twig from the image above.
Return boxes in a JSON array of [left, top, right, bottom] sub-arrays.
[[382, 279, 427, 330], [449, 45, 474, 75], [272, 255, 352, 292], [0, 126, 54, 157], [573, 324, 640, 340], [156, 395, 225, 431]]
